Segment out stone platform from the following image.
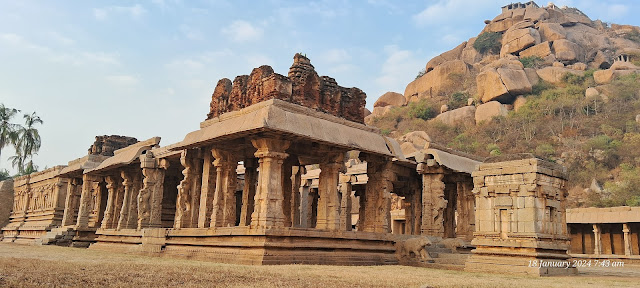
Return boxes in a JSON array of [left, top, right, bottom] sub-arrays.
[[89, 227, 398, 265]]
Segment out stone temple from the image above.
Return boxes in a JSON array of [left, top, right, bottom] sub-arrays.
[[1, 54, 577, 275]]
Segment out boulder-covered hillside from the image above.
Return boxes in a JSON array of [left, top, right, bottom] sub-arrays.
[[366, 2, 640, 208]]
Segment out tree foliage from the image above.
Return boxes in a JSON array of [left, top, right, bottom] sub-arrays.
[[473, 32, 502, 55], [0, 103, 43, 176]]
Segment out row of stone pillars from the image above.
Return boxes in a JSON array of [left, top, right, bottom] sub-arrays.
[[64, 152, 168, 231], [417, 157, 474, 239], [172, 138, 394, 233], [592, 223, 636, 256]]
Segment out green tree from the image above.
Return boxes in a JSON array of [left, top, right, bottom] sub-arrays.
[[11, 112, 43, 174], [0, 104, 20, 166], [473, 32, 502, 55]]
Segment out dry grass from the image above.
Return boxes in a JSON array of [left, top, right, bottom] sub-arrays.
[[0, 243, 638, 288]]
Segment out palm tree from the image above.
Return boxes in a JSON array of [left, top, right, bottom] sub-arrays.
[[11, 112, 43, 174], [0, 104, 20, 165], [8, 151, 25, 174], [16, 112, 43, 158]]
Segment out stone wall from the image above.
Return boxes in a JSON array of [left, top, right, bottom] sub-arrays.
[[465, 155, 576, 276], [2, 166, 68, 243], [0, 179, 14, 232], [207, 53, 367, 124]]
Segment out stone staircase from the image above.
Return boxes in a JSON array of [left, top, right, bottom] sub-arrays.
[[35, 227, 74, 246], [423, 243, 472, 271]]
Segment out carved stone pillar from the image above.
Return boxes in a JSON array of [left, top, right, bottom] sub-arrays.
[[118, 170, 135, 230], [101, 175, 119, 229], [300, 183, 312, 228], [418, 169, 446, 237], [282, 158, 296, 227], [210, 149, 238, 227], [198, 149, 216, 228], [174, 149, 196, 229], [53, 178, 66, 211], [250, 138, 290, 229], [127, 172, 142, 228], [239, 158, 258, 226], [339, 174, 353, 231], [189, 154, 203, 228], [593, 224, 602, 255], [291, 166, 304, 227], [316, 153, 344, 231], [62, 178, 80, 226], [76, 174, 101, 229], [362, 159, 393, 233], [138, 152, 167, 229], [623, 223, 632, 256]]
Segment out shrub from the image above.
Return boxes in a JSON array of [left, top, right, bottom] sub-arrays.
[[535, 143, 555, 159], [407, 100, 437, 120], [519, 56, 543, 69], [486, 143, 501, 156], [624, 30, 640, 43], [448, 92, 469, 110], [415, 68, 426, 80], [473, 32, 502, 55]]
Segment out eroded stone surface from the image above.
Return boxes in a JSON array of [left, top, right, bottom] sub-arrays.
[[207, 53, 367, 124]]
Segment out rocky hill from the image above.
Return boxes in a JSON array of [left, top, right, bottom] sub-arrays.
[[366, 2, 640, 208]]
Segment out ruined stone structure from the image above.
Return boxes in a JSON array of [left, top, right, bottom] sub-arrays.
[[89, 135, 138, 156], [501, 1, 539, 13], [465, 156, 576, 276], [207, 53, 366, 124], [567, 207, 640, 258], [0, 55, 576, 275], [414, 144, 480, 241], [1, 135, 139, 245], [2, 167, 68, 243]]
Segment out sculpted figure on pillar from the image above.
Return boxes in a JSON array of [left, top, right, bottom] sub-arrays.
[[137, 153, 167, 229], [76, 174, 101, 228], [175, 149, 196, 228], [101, 175, 119, 229]]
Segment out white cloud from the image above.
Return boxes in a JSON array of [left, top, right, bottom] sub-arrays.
[[165, 49, 234, 72], [180, 25, 204, 41], [0, 33, 23, 45], [105, 75, 139, 85], [413, 0, 498, 27], [0, 33, 118, 66], [245, 54, 274, 67], [367, 0, 401, 14], [49, 32, 75, 46], [94, 4, 147, 21], [221, 20, 263, 42], [322, 49, 351, 63], [374, 45, 423, 96]]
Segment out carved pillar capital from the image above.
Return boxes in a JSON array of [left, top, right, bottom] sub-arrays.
[[250, 138, 291, 229]]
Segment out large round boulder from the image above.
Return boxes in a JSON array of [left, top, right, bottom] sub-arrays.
[[374, 92, 406, 108]]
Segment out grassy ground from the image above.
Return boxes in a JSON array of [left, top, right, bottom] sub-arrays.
[[0, 243, 638, 288]]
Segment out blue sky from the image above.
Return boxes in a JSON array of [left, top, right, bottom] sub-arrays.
[[1, 0, 639, 173]]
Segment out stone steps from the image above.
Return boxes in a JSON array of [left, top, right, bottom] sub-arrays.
[[36, 227, 74, 246], [424, 244, 472, 270]]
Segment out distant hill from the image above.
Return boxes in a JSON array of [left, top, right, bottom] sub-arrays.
[[366, 1, 640, 208]]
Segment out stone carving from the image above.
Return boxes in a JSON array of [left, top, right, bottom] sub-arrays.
[[174, 150, 196, 228], [395, 237, 434, 262], [440, 238, 468, 253], [88, 135, 138, 156], [207, 53, 367, 124]]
